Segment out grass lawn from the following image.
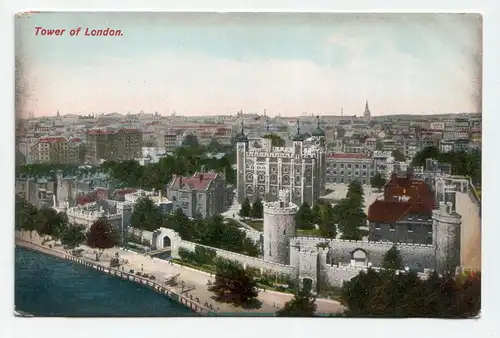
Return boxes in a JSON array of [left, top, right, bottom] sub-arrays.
[[297, 228, 322, 237], [242, 219, 263, 231]]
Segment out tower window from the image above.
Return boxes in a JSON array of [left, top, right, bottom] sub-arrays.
[[390, 224, 395, 231]]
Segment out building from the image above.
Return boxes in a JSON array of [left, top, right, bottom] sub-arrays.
[[86, 127, 142, 164], [236, 118, 326, 207], [165, 169, 233, 219], [164, 133, 178, 152], [153, 186, 463, 292], [30, 136, 80, 164], [325, 153, 374, 185], [367, 172, 435, 244]]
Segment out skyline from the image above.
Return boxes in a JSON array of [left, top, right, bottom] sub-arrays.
[[15, 12, 482, 118]]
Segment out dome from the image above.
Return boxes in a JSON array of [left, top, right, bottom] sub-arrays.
[[312, 127, 325, 137], [312, 115, 325, 137]]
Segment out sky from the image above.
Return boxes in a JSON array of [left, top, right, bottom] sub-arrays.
[[15, 12, 482, 117]]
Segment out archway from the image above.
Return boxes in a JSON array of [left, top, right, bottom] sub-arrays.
[[163, 235, 172, 248], [352, 248, 367, 266]]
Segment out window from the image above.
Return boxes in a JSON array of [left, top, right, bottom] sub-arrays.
[[355, 164, 360, 169], [333, 164, 337, 168], [375, 223, 380, 230], [333, 170, 337, 175], [340, 164, 345, 169], [355, 171, 359, 176], [390, 224, 395, 231], [340, 171, 344, 175], [428, 225, 432, 234], [363, 171, 367, 176], [362, 164, 367, 169], [408, 224, 414, 232], [347, 164, 352, 169]]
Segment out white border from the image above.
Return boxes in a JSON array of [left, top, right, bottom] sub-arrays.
[[1, 1, 498, 338]]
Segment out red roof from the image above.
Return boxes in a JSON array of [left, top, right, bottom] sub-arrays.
[[368, 200, 412, 223], [368, 174, 435, 223], [170, 172, 218, 191], [39, 137, 65, 143], [327, 153, 366, 159]]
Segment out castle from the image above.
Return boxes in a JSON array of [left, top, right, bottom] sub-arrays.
[[152, 186, 462, 293], [235, 118, 326, 207]]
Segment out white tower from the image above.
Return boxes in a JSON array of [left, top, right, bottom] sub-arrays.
[[263, 189, 298, 265]]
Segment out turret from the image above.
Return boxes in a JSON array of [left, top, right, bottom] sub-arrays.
[[432, 200, 462, 275]]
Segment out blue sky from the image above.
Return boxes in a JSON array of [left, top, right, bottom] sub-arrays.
[[15, 12, 482, 117]]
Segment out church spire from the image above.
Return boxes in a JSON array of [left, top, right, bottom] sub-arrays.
[[240, 120, 245, 134], [364, 100, 370, 113], [266, 120, 270, 133], [296, 120, 300, 134], [316, 115, 321, 128]]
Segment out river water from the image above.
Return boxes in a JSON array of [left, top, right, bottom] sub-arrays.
[[14, 246, 196, 317]]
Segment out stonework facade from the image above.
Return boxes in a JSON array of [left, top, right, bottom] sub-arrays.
[[236, 120, 326, 206], [263, 190, 297, 265]]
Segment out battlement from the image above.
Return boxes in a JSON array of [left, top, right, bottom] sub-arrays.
[[291, 236, 434, 248]]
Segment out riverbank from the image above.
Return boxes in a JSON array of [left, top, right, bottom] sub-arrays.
[[16, 239, 211, 315], [15, 230, 344, 315]]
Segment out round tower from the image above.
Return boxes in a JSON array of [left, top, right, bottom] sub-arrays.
[[432, 201, 462, 274], [263, 189, 298, 265]]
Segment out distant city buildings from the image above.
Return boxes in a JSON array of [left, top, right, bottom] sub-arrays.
[[86, 127, 142, 164]]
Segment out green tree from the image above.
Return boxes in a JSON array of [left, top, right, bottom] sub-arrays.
[[86, 217, 118, 260], [295, 202, 315, 230], [207, 259, 260, 308], [262, 133, 285, 147], [131, 197, 164, 232], [239, 198, 252, 218], [382, 245, 404, 271], [181, 134, 200, 148], [15, 197, 39, 235], [276, 285, 317, 317], [60, 223, 87, 249], [251, 197, 263, 219], [339, 268, 481, 318], [391, 149, 406, 161], [371, 172, 386, 192], [35, 207, 68, 238], [317, 203, 337, 239]]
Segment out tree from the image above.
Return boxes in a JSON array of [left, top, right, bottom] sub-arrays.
[[35, 207, 68, 238], [295, 202, 315, 230], [60, 223, 87, 249], [86, 217, 118, 260], [382, 245, 404, 271], [131, 197, 164, 232], [251, 197, 263, 219], [339, 268, 481, 318], [239, 198, 252, 218], [276, 286, 317, 317], [207, 259, 259, 308], [262, 133, 285, 147], [181, 134, 200, 148], [391, 149, 406, 162], [313, 200, 337, 238], [15, 197, 38, 235], [371, 172, 386, 192]]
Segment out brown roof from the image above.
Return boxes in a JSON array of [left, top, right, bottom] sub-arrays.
[[368, 200, 412, 223]]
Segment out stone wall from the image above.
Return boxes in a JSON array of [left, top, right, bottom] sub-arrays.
[[291, 236, 435, 271], [127, 227, 154, 245], [456, 191, 481, 270], [177, 240, 295, 277]]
